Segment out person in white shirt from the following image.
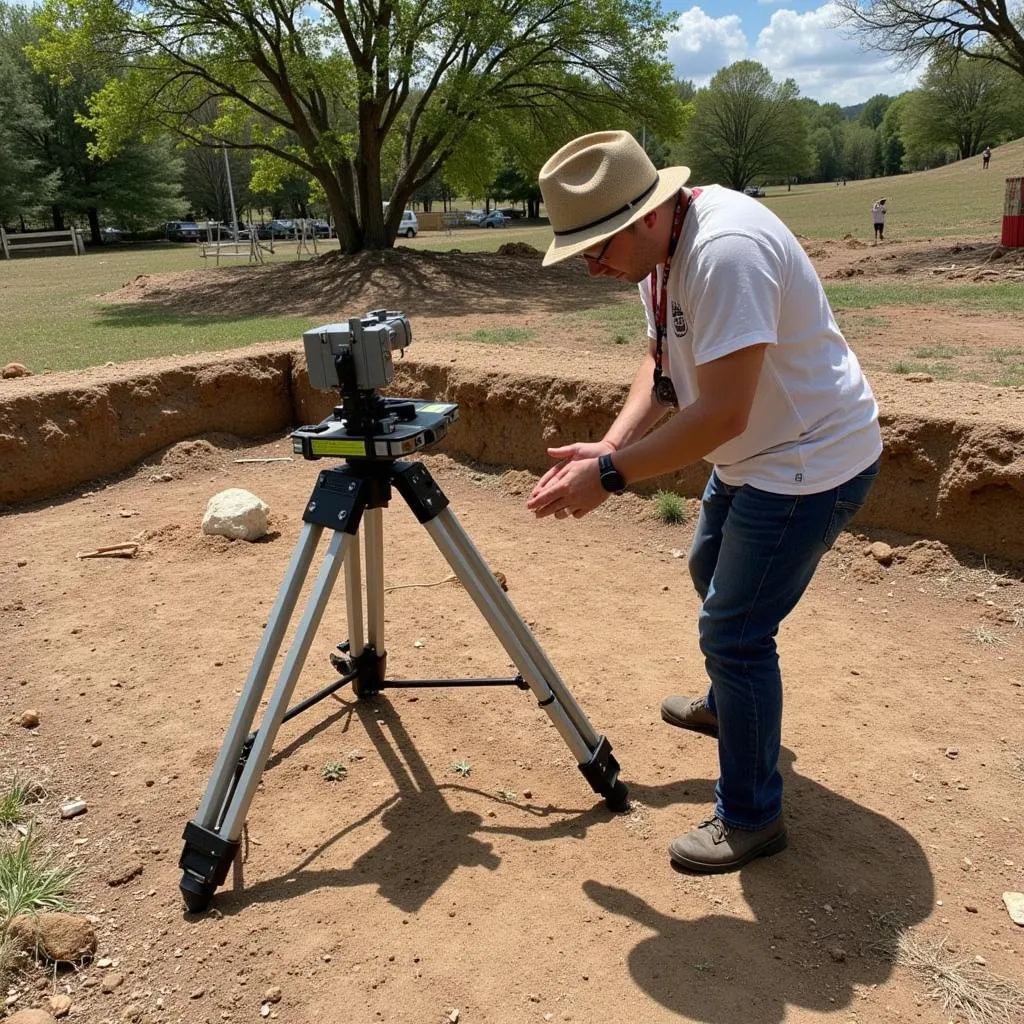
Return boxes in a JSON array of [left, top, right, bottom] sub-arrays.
[[528, 131, 881, 873], [872, 198, 886, 241]]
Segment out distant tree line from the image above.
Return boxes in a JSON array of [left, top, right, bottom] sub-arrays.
[[2, 0, 1024, 248]]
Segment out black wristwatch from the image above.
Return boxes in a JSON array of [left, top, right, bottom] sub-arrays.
[[598, 453, 626, 494]]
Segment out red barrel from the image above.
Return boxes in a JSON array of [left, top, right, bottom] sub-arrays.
[[1001, 176, 1024, 247]]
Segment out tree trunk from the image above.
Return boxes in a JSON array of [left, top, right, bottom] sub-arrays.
[[87, 206, 101, 245], [52, 205, 65, 231], [356, 110, 391, 250]]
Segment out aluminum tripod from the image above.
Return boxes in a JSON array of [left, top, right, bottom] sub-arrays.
[[179, 456, 628, 911]]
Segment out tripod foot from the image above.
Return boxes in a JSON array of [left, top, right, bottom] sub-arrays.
[[180, 873, 216, 913], [604, 779, 631, 813]]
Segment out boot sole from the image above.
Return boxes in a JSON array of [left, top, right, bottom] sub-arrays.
[[660, 708, 719, 737], [668, 829, 788, 874]]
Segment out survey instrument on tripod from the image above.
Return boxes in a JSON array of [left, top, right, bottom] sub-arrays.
[[178, 310, 628, 912]]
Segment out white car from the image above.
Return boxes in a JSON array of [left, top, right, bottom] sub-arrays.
[[464, 209, 486, 226], [399, 209, 418, 238]]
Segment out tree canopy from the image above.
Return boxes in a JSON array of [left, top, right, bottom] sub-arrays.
[[834, 0, 1024, 80], [683, 61, 810, 190], [32, 0, 682, 252]]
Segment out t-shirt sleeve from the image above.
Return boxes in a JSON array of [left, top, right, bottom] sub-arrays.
[[684, 232, 781, 365], [638, 277, 655, 339]]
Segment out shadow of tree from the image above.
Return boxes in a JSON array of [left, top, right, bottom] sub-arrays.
[[586, 747, 934, 1024], [96, 249, 635, 326]]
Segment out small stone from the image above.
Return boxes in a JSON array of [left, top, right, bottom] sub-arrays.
[[964, 903, 978, 913], [2, 362, 31, 379], [101, 972, 125, 993], [413, 639, 426, 648], [904, 372, 934, 383], [16, 559, 28, 567], [189, 987, 205, 999], [265, 987, 282, 1004], [867, 541, 893, 566], [1002, 891, 1024, 926], [8, 912, 97, 963], [49, 994, 72, 1017], [107, 859, 144, 886], [523, 789, 532, 799], [6, 1011, 57, 1024], [448, 1010, 460, 1023], [945, 747, 959, 759], [202, 488, 269, 541], [90, 737, 102, 748], [974, 955, 987, 965], [19, 709, 40, 728], [260, 1006, 270, 1018]]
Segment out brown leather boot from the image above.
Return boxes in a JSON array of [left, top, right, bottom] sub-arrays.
[[660, 695, 719, 737], [669, 815, 788, 873]]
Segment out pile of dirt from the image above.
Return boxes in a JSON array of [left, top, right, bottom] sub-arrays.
[[102, 247, 630, 320]]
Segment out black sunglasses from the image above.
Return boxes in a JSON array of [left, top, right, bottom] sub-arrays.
[[583, 234, 614, 266]]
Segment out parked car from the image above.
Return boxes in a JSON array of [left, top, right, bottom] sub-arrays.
[[265, 218, 296, 238], [398, 209, 418, 238], [312, 219, 332, 238], [498, 207, 525, 220], [165, 220, 200, 242], [743, 184, 766, 198], [479, 210, 507, 228], [100, 226, 124, 242], [464, 209, 486, 226]]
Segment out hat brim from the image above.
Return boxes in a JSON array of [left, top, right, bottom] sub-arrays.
[[542, 165, 691, 268]]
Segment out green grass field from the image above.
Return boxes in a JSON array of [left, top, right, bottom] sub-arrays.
[[1, 137, 1022, 373]]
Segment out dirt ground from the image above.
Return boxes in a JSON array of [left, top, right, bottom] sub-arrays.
[[2, 237, 1023, 1024]]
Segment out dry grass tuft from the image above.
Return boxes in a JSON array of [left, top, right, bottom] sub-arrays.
[[873, 914, 1024, 1024]]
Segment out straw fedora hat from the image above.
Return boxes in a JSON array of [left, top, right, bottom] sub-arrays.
[[539, 131, 690, 267]]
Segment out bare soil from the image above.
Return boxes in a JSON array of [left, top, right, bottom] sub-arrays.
[[2, 238, 1023, 1024]]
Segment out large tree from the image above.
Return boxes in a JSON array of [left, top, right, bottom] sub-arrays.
[[32, 0, 681, 253], [683, 61, 810, 190], [0, 5, 59, 226], [902, 48, 1024, 160], [834, 0, 1024, 80], [4, 3, 183, 240]]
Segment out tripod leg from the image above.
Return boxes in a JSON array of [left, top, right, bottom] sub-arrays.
[[344, 521, 364, 657], [192, 522, 323, 830], [417, 503, 627, 810], [180, 528, 357, 910], [364, 508, 386, 659]]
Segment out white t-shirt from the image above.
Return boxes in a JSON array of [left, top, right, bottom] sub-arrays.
[[640, 185, 881, 494]]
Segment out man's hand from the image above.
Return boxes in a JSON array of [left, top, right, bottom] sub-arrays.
[[527, 441, 615, 520]]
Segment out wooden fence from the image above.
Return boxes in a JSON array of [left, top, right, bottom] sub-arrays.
[[1, 227, 85, 259]]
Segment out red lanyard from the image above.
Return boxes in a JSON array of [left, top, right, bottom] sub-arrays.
[[651, 187, 700, 347]]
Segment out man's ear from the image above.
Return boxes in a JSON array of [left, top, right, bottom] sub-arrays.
[[642, 208, 659, 229]]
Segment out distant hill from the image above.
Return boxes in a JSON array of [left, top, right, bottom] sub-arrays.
[[841, 102, 866, 121]]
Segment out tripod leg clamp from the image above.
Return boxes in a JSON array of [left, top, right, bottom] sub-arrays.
[[577, 735, 621, 795], [179, 821, 240, 890]]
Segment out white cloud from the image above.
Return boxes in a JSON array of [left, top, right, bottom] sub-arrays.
[[754, 4, 921, 103], [666, 7, 749, 86], [665, 2, 922, 104]]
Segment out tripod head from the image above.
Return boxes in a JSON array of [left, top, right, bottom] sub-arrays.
[[292, 309, 459, 462]]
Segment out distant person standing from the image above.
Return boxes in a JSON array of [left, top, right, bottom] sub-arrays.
[[982, 146, 992, 169], [872, 198, 886, 242]]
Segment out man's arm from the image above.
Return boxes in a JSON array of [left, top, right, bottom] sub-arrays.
[[527, 343, 766, 519], [612, 343, 767, 483]]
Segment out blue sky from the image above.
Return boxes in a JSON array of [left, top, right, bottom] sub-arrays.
[[661, 0, 922, 105]]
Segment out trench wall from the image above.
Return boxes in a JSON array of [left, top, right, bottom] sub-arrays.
[[3, 344, 1023, 564]]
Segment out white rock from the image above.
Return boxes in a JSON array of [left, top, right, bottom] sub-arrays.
[[1003, 891, 1024, 926], [202, 489, 269, 541]]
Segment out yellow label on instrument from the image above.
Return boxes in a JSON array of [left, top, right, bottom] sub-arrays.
[[419, 403, 452, 413], [310, 439, 367, 456]]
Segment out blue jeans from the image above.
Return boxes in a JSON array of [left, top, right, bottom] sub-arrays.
[[688, 459, 880, 829]]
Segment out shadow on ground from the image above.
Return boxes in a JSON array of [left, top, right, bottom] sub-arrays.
[[592, 747, 934, 1024], [95, 248, 635, 325]]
